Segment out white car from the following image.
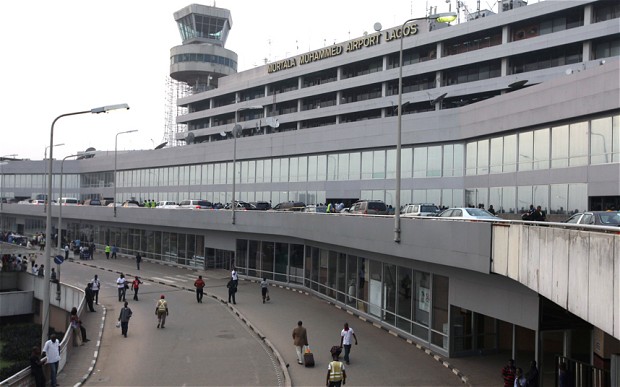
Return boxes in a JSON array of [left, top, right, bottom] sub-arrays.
[[157, 201, 178, 209], [436, 207, 500, 220]]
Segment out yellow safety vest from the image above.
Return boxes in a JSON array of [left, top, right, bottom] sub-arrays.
[[329, 361, 343, 382], [157, 299, 167, 311]]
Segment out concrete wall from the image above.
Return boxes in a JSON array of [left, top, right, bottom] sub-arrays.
[[492, 223, 620, 340]]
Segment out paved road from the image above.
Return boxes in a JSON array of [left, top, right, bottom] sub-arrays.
[[32, 249, 500, 386], [58, 261, 282, 386]]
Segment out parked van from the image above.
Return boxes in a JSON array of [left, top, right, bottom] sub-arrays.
[[273, 201, 306, 211], [157, 201, 178, 209], [178, 199, 213, 209], [401, 203, 441, 217], [58, 197, 80, 206], [349, 200, 388, 215]]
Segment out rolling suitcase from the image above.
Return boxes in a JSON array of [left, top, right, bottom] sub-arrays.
[[303, 348, 315, 367]]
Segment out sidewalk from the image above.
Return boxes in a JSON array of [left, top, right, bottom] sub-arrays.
[[55, 251, 502, 386]]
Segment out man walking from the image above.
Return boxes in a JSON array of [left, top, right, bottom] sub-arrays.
[[105, 244, 111, 259], [231, 267, 239, 287], [85, 282, 96, 312], [155, 294, 169, 328], [42, 333, 60, 387], [64, 244, 69, 261], [292, 320, 309, 365], [118, 301, 133, 338], [326, 351, 347, 387], [116, 273, 127, 302], [111, 244, 118, 259], [91, 274, 101, 304], [194, 275, 206, 303], [226, 279, 237, 304], [135, 252, 142, 270], [339, 322, 358, 364]]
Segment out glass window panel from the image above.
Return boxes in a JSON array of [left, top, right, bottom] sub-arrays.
[[613, 115, 620, 163], [396, 266, 413, 332], [503, 134, 517, 173], [307, 156, 317, 182], [519, 132, 534, 171], [518, 186, 532, 214], [427, 146, 442, 177], [248, 160, 256, 184], [240, 161, 248, 184], [453, 144, 464, 177], [431, 275, 449, 350], [383, 263, 397, 325], [327, 155, 338, 181], [568, 183, 587, 213], [551, 125, 569, 168], [477, 139, 489, 175], [317, 155, 327, 181], [338, 153, 349, 180], [569, 121, 588, 167], [280, 158, 289, 182], [289, 157, 298, 182], [373, 150, 385, 179], [264, 159, 272, 183], [490, 187, 501, 213], [533, 128, 549, 170], [490, 137, 503, 173], [349, 152, 361, 180], [386, 149, 396, 179], [534, 185, 549, 212], [361, 151, 373, 180], [550, 184, 568, 215], [443, 145, 455, 177], [465, 142, 477, 176], [590, 117, 612, 165], [501, 187, 516, 214], [298, 156, 307, 182], [413, 270, 431, 341], [346, 255, 358, 306], [256, 160, 264, 183], [413, 147, 427, 178], [272, 159, 280, 183], [401, 148, 412, 178]]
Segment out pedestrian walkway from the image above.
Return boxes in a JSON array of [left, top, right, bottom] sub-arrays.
[[51, 251, 505, 386]]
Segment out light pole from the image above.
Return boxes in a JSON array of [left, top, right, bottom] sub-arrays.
[[42, 103, 129, 348], [394, 12, 456, 243], [222, 106, 263, 224], [114, 129, 139, 217], [43, 143, 65, 214], [0, 162, 7, 228]]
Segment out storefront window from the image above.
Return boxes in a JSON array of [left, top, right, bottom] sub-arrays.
[[413, 271, 430, 340], [383, 263, 397, 325], [336, 253, 347, 303], [431, 275, 449, 350], [275, 242, 288, 282], [396, 266, 413, 333], [261, 241, 275, 280], [248, 240, 259, 277], [289, 244, 304, 284]]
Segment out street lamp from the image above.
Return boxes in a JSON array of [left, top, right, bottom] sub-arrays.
[[113, 129, 139, 217], [0, 162, 7, 227], [42, 103, 129, 348], [394, 12, 456, 243], [221, 105, 263, 224], [43, 143, 65, 214]]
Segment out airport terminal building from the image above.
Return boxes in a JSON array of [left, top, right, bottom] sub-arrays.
[[1, 1, 619, 384]]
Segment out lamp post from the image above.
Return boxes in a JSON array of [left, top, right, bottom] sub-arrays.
[[42, 103, 129, 348], [113, 129, 139, 217], [0, 162, 7, 228], [394, 12, 456, 243], [43, 143, 65, 214], [225, 106, 263, 224]]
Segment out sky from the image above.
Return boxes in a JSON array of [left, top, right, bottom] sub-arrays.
[[0, 0, 499, 161]]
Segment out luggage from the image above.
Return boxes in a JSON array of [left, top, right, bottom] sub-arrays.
[[303, 348, 315, 367], [330, 345, 342, 358]]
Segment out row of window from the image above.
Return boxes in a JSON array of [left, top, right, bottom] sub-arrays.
[[171, 53, 237, 71]]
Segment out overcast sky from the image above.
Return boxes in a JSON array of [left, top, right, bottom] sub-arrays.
[[1, 0, 504, 161]]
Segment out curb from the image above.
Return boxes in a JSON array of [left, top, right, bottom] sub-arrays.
[[75, 304, 106, 387]]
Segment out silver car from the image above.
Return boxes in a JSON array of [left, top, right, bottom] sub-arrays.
[[436, 207, 500, 220]]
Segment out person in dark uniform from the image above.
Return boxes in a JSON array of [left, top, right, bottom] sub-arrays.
[[30, 346, 45, 387]]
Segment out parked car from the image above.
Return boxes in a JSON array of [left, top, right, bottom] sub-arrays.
[[436, 207, 500, 220], [273, 201, 306, 211], [304, 204, 327, 213], [83, 198, 102, 206], [121, 200, 140, 208], [156, 200, 178, 209], [58, 197, 80, 206], [401, 203, 441, 217], [178, 199, 213, 209], [565, 211, 620, 226], [250, 201, 272, 211], [349, 200, 388, 215]]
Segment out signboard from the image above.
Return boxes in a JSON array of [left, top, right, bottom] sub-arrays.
[[54, 255, 64, 265]]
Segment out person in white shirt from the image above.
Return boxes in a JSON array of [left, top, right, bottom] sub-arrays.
[[339, 322, 358, 365], [91, 274, 101, 304], [42, 333, 60, 387], [116, 273, 127, 302], [231, 267, 239, 287]]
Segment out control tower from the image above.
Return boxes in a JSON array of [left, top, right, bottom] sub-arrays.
[[170, 4, 238, 93]]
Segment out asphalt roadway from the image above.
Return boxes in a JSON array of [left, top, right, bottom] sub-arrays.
[[30, 249, 503, 386]]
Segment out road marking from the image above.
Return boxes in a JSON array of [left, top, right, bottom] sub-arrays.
[[150, 276, 177, 284]]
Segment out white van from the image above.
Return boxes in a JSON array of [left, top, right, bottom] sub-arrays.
[[157, 201, 178, 209], [58, 197, 80, 206]]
